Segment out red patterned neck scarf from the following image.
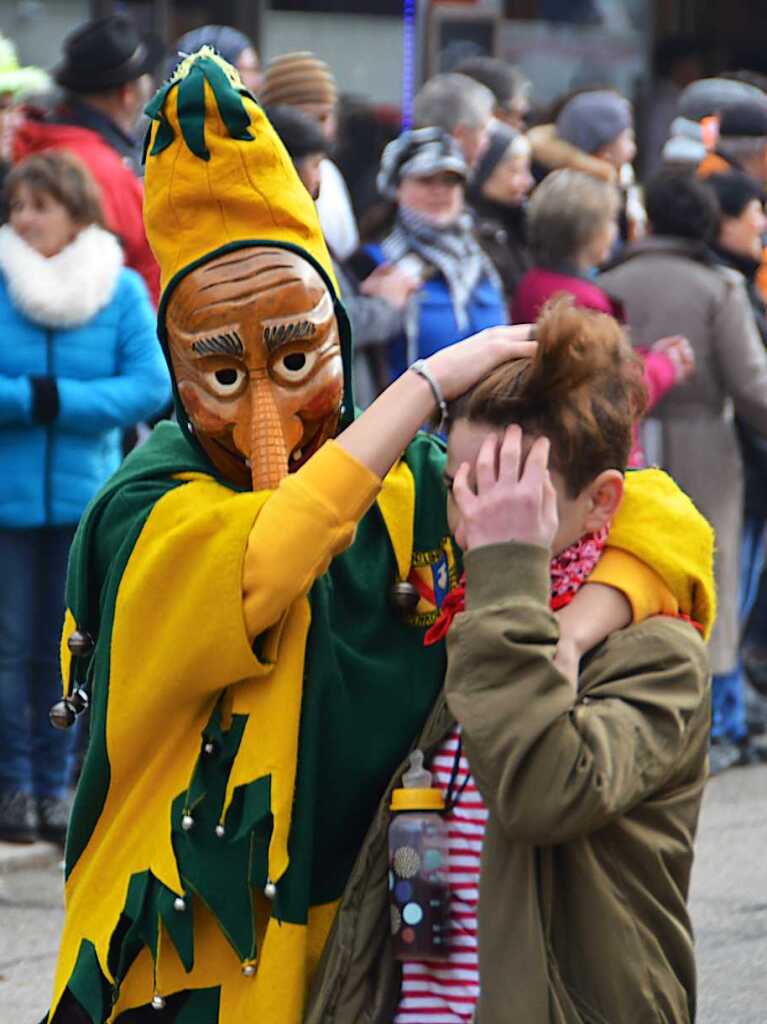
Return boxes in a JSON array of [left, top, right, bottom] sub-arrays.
[[424, 527, 609, 647]]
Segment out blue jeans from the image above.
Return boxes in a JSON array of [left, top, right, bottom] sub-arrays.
[[711, 516, 766, 743], [0, 526, 77, 797]]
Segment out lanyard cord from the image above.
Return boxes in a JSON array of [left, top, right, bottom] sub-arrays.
[[443, 730, 472, 813]]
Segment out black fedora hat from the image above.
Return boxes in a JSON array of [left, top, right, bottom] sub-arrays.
[[54, 14, 164, 93]]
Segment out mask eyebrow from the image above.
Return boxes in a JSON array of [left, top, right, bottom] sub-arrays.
[[261, 291, 334, 355], [191, 331, 244, 357]]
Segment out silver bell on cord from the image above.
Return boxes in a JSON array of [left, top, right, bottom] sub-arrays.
[[389, 580, 420, 616], [49, 699, 77, 730], [67, 630, 95, 657]]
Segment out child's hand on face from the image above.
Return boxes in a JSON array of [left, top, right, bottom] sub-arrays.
[[452, 425, 559, 553]]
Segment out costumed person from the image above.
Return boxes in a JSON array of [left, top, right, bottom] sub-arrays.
[[46, 50, 715, 1024]]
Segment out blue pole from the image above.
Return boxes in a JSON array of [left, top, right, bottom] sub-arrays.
[[402, 0, 417, 129]]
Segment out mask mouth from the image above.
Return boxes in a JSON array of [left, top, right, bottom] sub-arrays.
[[288, 419, 330, 473]]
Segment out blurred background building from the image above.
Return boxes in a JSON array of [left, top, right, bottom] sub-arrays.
[[3, 1, 767, 136]]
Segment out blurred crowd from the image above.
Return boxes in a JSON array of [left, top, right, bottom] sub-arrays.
[[1, 11, 767, 844]]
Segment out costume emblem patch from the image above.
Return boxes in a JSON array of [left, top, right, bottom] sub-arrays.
[[404, 537, 458, 628]]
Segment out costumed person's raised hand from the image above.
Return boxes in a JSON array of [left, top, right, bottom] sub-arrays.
[[452, 426, 559, 553], [336, 326, 535, 481], [425, 325, 536, 402]]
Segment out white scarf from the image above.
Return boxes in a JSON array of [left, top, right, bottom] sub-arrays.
[[0, 223, 124, 329]]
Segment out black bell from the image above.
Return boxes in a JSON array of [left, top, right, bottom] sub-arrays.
[[49, 699, 77, 730], [389, 580, 420, 615], [67, 630, 94, 657]]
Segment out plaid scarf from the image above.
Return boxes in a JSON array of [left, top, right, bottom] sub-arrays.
[[381, 205, 501, 333], [425, 528, 609, 646]]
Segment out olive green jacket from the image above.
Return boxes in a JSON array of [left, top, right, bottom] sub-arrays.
[[306, 541, 709, 1024], [447, 542, 710, 1024]]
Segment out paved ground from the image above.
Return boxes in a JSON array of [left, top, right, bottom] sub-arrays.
[[689, 764, 767, 1023], [1, 766, 766, 1022]]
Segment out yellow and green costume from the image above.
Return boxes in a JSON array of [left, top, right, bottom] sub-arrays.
[[47, 50, 715, 1024]]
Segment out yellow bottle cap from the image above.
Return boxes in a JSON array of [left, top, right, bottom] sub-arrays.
[[390, 786, 445, 812]]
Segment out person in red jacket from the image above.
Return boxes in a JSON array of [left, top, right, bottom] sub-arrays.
[[514, 169, 694, 464], [13, 15, 162, 304]]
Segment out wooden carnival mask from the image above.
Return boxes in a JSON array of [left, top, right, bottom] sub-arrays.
[[166, 246, 344, 491]]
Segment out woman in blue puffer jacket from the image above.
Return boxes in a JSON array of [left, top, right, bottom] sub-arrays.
[[0, 151, 169, 845]]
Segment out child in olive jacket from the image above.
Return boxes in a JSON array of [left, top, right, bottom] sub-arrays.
[[443, 298, 711, 1023]]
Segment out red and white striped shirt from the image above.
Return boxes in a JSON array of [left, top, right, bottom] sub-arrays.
[[394, 724, 487, 1023]]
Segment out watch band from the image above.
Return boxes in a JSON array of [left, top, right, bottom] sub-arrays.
[[410, 358, 448, 432]]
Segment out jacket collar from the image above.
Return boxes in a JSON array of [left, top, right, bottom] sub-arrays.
[[711, 243, 761, 282], [469, 194, 526, 234], [603, 234, 714, 272], [55, 99, 141, 171]]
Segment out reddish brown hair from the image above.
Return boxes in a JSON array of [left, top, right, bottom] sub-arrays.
[[449, 296, 647, 497], [4, 150, 106, 229]]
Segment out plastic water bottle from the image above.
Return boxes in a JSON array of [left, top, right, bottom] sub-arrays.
[[388, 749, 450, 961]]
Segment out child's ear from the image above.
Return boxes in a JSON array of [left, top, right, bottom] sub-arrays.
[[583, 470, 624, 533]]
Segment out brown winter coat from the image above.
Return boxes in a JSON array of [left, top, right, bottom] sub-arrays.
[[305, 542, 710, 1024], [600, 236, 767, 674]]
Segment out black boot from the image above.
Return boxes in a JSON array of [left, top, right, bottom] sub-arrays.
[[0, 790, 38, 843], [37, 794, 71, 846]]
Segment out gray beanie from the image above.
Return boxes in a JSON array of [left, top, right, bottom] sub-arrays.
[[677, 77, 766, 122], [556, 90, 632, 154]]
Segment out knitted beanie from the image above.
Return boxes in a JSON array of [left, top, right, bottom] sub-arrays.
[[677, 77, 766, 122], [471, 122, 526, 192], [556, 90, 632, 154], [261, 51, 337, 108]]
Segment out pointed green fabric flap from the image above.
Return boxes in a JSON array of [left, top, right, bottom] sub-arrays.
[[64, 939, 110, 1024], [175, 986, 222, 1023], [177, 65, 209, 160], [157, 882, 195, 972], [198, 57, 254, 140], [226, 774, 271, 845]]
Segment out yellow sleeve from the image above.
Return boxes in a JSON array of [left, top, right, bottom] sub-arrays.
[[588, 548, 679, 624], [242, 440, 381, 639]]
